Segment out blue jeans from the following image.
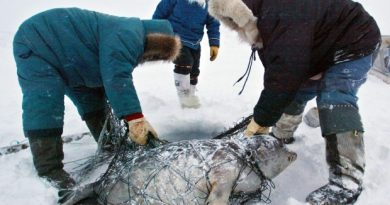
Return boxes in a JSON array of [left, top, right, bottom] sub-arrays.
[[284, 54, 374, 135]]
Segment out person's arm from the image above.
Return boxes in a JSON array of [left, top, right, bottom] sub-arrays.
[[205, 13, 220, 47], [98, 16, 144, 118], [252, 18, 314, 128], [152, 0, 176, 19], [97, 16, 161, 145], [206, 12, 220, 61], [99, 42, 142, 118]]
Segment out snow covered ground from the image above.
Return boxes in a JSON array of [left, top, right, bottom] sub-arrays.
[[0, 0, 389, 204]]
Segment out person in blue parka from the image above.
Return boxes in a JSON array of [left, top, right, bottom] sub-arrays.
[[13, 7, 181, 189], [153, 0, 220, 108]]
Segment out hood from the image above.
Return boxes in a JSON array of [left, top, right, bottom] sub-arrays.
[[140, 20, 182, 63], [207, 0, 262, 47]]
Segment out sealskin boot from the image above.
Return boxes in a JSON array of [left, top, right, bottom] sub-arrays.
[[84, 109, 107, 142], [306, 131, 365, 205], [272, 113, 303, 144], [174, 73, 201, 109], [28, 135, 76, 189]]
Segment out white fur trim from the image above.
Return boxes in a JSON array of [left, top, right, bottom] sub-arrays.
[[208, 0, 256, 27], [208, 0, 261, 46]]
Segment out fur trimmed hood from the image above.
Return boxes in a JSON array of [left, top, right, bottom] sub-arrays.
[[140, 33, 182, 63], [206, 0, 262, 47]]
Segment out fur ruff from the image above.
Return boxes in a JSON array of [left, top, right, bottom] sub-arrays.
[[141, 34, 182, 63], [207, 0, 262, 47]]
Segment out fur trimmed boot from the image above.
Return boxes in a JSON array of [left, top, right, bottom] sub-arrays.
[[306, 131, 365, 204], [272, 113, 303, 144], [28, 136, 76, 189], [174, 73, 201, 109]]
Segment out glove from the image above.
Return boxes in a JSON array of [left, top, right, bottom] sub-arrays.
[[127, 117, 158, 145], [244, 118, 269, 137], [210, 46, 219, 61]]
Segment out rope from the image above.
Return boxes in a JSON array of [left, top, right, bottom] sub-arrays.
[[234, 47, 258, 95], [213, 115, 253, 139]]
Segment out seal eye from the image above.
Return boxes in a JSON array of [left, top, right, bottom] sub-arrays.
[[246, 150, 252, 157]]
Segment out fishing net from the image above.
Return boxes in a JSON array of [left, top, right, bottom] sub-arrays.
[[71, 112, 274, 205]]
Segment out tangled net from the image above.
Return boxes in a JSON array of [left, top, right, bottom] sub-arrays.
[[72, 112, 274, 204]]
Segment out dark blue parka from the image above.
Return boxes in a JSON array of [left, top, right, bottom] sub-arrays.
[[240, 0, 381, 128], [152, 0, 220, 49], [13, 8, 174, 134]]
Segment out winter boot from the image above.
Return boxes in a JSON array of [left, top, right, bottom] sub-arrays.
[[304, 107, 320, 128], [272, 113, 303, 144], [84, 109, 115, 152], [28, 135, 76, 189], [306, 131, 365, 205], [174, 73, 201, 108], [187, 84, 201, 108], [84, 109, 107, 142]]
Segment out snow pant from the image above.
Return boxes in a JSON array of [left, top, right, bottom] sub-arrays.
[[14, 52, 108, 138], [173, 46, 201, 85], [281, 54, 374, 135], [14, 40, 108, 181]]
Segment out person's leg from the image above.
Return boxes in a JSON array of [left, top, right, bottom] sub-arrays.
[[14, 43, 75, 189], [303, 106, 320, 128], [190, 47, 201, 86], [188, 47, 202, 107], [65, 86, 107, 142], [306, 54, 373, 204], [174, 46, 193, 92], [173, 46, 200, 108], [272, 80, 318, 143]]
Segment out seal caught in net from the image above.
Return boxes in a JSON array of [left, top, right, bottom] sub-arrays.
[[59, 112, 296, 205]]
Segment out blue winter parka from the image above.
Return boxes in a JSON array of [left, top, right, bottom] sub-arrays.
[[13, 8, 174, 122], [152, 0, 220, 49]]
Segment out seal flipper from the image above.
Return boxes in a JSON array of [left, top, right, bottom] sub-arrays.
[[58, 182, 98, 205]]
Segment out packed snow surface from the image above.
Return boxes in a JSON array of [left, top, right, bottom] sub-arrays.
[[0, 0, 389, 204]]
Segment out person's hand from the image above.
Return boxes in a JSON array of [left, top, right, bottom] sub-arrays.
[[210, 46, 219, 61], [127, 117, 158, 145], [244, 118, 269, 137]]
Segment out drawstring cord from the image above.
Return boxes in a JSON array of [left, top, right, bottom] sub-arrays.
[[234, 47, 258, 95]]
